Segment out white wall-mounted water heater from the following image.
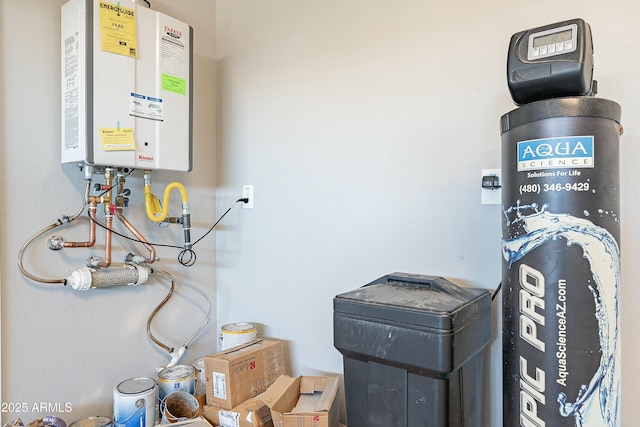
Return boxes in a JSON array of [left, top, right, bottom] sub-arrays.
[[61, 0, 193, 171]]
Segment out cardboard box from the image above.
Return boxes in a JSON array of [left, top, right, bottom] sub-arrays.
[[203, 397, 273, 427], [205, 339, 286, 409], [260, 376, 340, 427]]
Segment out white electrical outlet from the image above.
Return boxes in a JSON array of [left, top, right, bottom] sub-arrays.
[[481, 169, 502, 205], [242, 185, 254, 208]]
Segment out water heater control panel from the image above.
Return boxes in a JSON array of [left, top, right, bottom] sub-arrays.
[[507, 18, 593, 105]]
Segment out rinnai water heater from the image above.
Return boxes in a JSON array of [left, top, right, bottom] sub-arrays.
[[61, 0, 193, 171]]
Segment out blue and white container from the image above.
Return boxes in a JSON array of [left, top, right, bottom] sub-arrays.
[[113, 377, 158, 427], [158, 365, 196, 404]]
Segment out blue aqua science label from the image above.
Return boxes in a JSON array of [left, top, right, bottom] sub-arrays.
[[517, 136, 594, 171]]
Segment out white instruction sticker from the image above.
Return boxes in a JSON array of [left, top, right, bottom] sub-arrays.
[[213, 372, 227, 399], [218, 410, 240, 427], [130, 92, 164, 121]]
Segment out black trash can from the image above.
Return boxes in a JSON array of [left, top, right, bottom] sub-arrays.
[[333, 272, 492, 427]]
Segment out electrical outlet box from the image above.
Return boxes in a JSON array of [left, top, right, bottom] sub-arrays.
[[243, 185, 254, 209], [481, 169, 502, 205], [61, 0, 193, 171]]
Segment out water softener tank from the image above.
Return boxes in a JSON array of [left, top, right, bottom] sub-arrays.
[[502, 18, 622, 427]]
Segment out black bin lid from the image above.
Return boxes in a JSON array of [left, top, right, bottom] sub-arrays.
[[334, 272, 491, 332]]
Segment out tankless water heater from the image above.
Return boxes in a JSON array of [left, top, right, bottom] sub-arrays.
[[61, 0, 193, 171]]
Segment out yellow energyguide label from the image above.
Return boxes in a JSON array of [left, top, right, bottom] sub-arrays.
[[98, 1, 138, 58]]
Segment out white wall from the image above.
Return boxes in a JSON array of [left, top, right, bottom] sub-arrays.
[[0, 0, 217, 423], [2, 1, 640, 426], [214, 1, 640, 426]]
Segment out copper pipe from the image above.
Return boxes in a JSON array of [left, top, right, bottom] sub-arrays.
[[99, 215, 113, 268], [114, 171, 157, 263], [63, 205, 97, 248], [116, 209, 157, 264], [95, 169, 115, 268]]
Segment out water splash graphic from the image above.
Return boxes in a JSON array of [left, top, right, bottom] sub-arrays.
[[503, 206, 620, 427]]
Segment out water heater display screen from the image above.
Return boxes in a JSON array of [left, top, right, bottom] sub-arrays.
[[527, 24, 577, 60]]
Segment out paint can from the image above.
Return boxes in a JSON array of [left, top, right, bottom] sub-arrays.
[[160, 391, 199, 424], [158, 365, 197, 404], [193, 357, 206, 397], [40, 417, 67, 427], [219, 322, 257, 350], [113, 377, 158, 427], [68, 417, 112, 427]]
